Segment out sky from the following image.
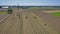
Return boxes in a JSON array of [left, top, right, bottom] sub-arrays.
[[0, 0, 60, 6]]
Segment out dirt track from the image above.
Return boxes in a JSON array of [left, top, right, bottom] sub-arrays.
[[0, 9, 60, 34]]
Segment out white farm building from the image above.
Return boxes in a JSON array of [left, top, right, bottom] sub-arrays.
[[2, 6, 8, 9]]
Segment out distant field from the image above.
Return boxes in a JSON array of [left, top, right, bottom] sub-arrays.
[[49, 12, 60, 16], [28, 7, 60, 10], [0, 11, 7, 14], [42, 10, 60, 17]]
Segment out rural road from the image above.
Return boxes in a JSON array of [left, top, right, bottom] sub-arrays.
[[0, 9, 60, 34]]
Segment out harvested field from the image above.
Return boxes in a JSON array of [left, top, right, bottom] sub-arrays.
[[0, 14, 10, 23], [22, 10, 60, 34], [0, 10, 20, 34], [0, 9, 60, 34]]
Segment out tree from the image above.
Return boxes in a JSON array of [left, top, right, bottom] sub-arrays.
[[7, 6, 13, 14], [0, 6, 2, 8]]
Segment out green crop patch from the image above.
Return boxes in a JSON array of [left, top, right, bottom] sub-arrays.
[[49, 12, 60, 16], [0, 11, 7, 14]]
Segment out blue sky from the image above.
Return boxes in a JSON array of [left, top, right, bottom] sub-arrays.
[[0, 0, 60, 6]]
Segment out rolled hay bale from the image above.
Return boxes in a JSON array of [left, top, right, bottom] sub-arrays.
[[44, 24, 47, 26], [34, 16, 37, 19], [26, 16, 28, 19]]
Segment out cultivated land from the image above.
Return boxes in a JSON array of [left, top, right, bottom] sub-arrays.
[[42, 10, 60, 17], [43, 10, 60, 13], [0, 8, 60, 34]]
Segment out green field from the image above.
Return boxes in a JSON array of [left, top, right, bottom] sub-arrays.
[[0, 11, 7, 14], [49, 12, 60, 16]]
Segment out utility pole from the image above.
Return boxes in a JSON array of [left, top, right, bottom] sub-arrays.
[[17, 3, 19, 10]]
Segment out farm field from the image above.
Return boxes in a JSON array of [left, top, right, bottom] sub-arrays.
[[0, 9, 7, 14], [0, 11, 7, 14], [42, 10, 60, 17], [0, 8, 60, 34], [49, 12, 60, 16], [21, 11, 60, 34]]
